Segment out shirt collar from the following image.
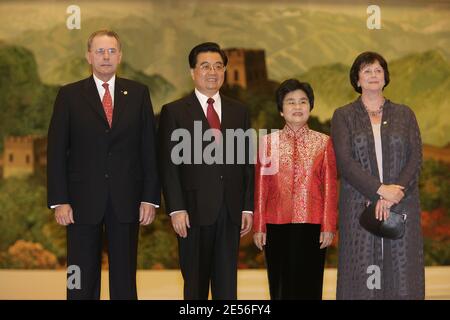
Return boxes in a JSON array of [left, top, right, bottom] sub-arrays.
[[194, 88, 220, 107], [93, 74, 116, 91]]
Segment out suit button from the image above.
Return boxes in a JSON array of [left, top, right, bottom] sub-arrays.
[[108, 152, 112, 156], [105, 174, 109, 179], [220, 175, 223, 180], [105, 129, 110, 133]]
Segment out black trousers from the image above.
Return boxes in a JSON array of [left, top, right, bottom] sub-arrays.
[[66, 197, 139, 300], [265, 223, 326, 300], [178, 203, 241, 300]]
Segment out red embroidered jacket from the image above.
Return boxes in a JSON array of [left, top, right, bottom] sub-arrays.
[[254, 125, 338, 233]]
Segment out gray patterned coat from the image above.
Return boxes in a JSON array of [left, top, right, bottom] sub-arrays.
[[331, 97, 425, 300]]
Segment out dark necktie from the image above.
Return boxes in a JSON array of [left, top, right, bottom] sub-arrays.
[[206, 97, 221, 142], [102, 83, 113, 127]]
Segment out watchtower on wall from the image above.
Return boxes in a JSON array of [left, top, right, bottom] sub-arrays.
[[223, 48, 268, 90], [1, 135, 47, 178]]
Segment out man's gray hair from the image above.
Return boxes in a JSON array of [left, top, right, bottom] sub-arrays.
[[87, 29, 121, 51]]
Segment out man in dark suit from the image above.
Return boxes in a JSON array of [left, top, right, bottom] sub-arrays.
[[47, 30, 160, 300], [158, 42, 254, 300]]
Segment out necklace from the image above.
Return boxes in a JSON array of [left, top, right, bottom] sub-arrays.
[[363, 100, 385, 117]]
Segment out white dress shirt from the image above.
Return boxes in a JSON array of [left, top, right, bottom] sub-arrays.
[[93, 74, 115, 106], [195, 88, 222, 121]]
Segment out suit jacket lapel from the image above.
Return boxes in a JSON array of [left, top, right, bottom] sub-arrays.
[[185, 91, 210, 131], [112, 78, 126, 129], [219, 93, 231, 133], [185, 91, 233, 130], [83, 76, 109, 127]]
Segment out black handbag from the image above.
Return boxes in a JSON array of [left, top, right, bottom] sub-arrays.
[[359, 202, 407, 239]]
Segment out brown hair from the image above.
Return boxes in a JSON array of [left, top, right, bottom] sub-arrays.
[[349, 51, 390, 93]]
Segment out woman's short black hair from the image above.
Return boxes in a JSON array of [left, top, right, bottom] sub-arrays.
[[188, 42, 228, 68], [275, 79, 314, 112], [349, 51, 390, 93]]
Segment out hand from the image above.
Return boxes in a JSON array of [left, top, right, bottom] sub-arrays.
[[240, 212, 253, 237], [253, 232, 266, 251], [54, 204, 74, 226], [377, 184, 405, 204], [139, 203, 156, 226], [171, 210, 190, 238], [319, 232, 334, 249], [375, 199, 394, 221]]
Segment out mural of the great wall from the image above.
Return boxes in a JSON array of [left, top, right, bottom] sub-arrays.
[[0, 0, 449, 271]]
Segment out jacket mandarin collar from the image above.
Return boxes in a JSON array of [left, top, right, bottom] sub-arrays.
[[283, 123, 309, 139]]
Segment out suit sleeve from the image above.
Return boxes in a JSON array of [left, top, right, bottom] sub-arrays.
[[47, 87, 70, 208], [243, 107, 255, 212], [158, 104, 186, 214], [331, 108, 382, 202], [140, 86, 161, 205]]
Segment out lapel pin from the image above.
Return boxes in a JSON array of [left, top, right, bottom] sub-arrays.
[[383, 121, 387, 125], [122, 90, 128, 95]]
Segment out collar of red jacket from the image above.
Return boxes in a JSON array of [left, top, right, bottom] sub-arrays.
[[283, 123, 309, 138]]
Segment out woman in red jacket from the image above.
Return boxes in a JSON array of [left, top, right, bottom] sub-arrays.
[[253, 79, 338, 300]]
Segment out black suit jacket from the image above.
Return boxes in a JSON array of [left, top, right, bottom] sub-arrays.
[[47, 76, 160, 224], [158, 92, 254, 226]]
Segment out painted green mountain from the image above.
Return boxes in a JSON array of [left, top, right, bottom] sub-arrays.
[[0, 43, 174, 151], [46, 56, 175, 108], [2, 2, 449, 146], [297, 50, 450, 146], [11, 4, 449, 99], [13, 14, 198, 101], [0, 44, 58, 151]]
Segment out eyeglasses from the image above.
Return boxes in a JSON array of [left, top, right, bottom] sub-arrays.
[[198, 63, 226, 73], [93, 48, 118, 55]]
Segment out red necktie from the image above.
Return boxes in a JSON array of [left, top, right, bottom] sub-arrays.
[[206, 98, 221, 142], [102, 83, 113, 127]]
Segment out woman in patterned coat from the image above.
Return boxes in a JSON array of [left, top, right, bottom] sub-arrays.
[[331, 52, 425, 299], [253, 79, 338, 299]]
